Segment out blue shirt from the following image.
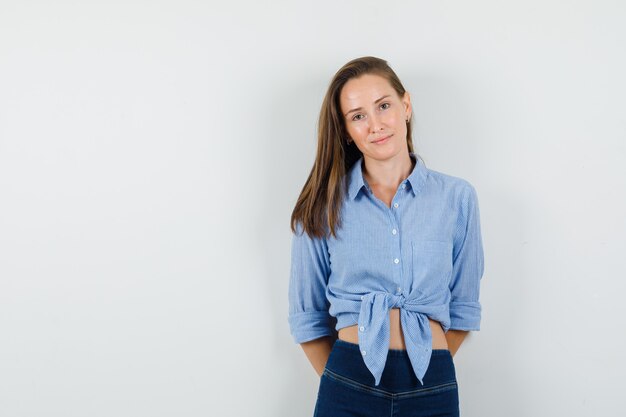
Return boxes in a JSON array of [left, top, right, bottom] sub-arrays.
[[287, 151, 485, 386]]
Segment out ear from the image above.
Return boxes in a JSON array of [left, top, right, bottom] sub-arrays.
[[402, 91, 412, 119]]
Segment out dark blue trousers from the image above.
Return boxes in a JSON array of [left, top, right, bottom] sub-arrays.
[[313, 339, 460, 417]]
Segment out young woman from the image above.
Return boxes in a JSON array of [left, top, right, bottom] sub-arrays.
[[287, 56, 485, 417]]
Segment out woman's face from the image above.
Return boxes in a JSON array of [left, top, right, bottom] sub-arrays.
[[339, 73, 412, 160]]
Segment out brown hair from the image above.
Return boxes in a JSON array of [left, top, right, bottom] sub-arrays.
[[290, 56, 421, 239]]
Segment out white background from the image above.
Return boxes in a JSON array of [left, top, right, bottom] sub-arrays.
[[1, 1, 625, 416]]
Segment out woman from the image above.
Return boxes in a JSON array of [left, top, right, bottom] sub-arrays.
[[287, 56, 484, 417]]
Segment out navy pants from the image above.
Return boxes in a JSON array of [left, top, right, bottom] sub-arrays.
[[313, 339, 460, 417]]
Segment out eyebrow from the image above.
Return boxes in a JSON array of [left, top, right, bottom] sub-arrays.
[[344, 95, 391, 117]]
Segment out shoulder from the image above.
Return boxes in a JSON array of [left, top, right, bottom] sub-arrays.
[[423, 166, 477, 198]]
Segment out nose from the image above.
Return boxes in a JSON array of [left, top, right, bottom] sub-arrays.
[[369, 113, 384, 132]]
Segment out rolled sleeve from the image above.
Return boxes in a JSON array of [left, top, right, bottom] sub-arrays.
[[287, 222, 336, 343], [448, 184, 485, 331]]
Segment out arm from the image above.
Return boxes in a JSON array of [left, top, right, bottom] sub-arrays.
[[445, 329, 469, 357], [301, 335, 335, 377], [287, 222, 337, 375], [447, 184, 484, 353]]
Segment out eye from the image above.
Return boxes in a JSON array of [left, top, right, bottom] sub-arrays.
[[380, 102, 390, 110], [352, 114, 364, 121]]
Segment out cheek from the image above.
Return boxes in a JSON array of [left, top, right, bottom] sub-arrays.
[[389, 112, 405, 131], [348, 123, 367, 137], [386, 112, 400, 123]]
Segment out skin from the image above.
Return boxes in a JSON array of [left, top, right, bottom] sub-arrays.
[[301, 73, 469, 377]]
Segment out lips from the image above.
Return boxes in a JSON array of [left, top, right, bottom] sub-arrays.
[[372, 134, 392, 144]]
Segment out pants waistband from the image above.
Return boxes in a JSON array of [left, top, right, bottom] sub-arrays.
[[325, 339, 457, 391]]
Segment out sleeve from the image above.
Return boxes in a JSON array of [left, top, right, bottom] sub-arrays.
[[287, 221, 337, 343], [448, 183, 485, 331]]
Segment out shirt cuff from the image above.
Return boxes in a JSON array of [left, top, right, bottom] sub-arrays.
[[448, 301, 481, 331], [288, 311, 336, 343]]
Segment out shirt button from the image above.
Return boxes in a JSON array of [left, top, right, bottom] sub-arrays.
[[402, 184, 406, 189], [361, 350, 367, 356], [397, 286, 402, 293], [392, 229, 397, 235], [394, 258, 399, 264], [359, 326, 365, 331], [360, 295, 365, 300], [393, 202, 399, 208]]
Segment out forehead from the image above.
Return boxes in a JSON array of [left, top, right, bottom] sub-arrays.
[[340, 74, 395, 107]]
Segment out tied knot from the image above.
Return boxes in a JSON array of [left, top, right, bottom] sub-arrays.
[[357, 290, 439, 387], [390, 293, 406, 309]]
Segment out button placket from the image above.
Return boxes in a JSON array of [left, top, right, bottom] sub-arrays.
[[390, 196, 404, 300]]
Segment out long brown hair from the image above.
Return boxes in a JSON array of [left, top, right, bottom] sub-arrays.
[[290, 56, 419, 239]]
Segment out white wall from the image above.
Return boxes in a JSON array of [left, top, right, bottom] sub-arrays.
[[1, 1, 624, 416]]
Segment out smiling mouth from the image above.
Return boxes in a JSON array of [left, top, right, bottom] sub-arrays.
[[372, 134, 392, 143]]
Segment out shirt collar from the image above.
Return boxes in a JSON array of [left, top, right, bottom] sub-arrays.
[[347, 151, 428, 200]]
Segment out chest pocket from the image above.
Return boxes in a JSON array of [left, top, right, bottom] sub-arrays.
[[411, 240, 453, 294]]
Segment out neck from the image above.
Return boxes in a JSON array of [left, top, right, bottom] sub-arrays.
[[362, 151, 415, 190]]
